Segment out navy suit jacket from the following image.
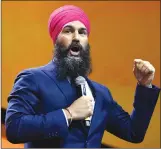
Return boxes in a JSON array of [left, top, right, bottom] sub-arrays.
[[5, 61, 160, 148]]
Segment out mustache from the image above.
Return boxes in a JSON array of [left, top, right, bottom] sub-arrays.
[[53, 41, 92, 80], [67, 41, 83, 52], [54, 41, 84, 59]]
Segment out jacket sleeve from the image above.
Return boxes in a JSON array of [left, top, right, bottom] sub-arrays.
[[5, 70, 69, 144], [105, 84, 160, 143]]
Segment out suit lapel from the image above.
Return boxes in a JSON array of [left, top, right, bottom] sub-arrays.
[[42, 61, 77, 106], [42, 61, 104, 137], [85, 78, 104, 138]]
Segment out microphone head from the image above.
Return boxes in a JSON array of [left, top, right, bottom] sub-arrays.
[[75, 76, 86, 85]]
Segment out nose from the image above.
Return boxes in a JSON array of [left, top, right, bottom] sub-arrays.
[[73, 31, 80, 43]]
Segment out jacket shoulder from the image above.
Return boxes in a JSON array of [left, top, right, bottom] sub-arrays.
[[90, 80, 115, 105], [16, 63, 50, 77], [91, 80, 110, 92]]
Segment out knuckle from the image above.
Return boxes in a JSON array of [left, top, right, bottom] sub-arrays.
[[84, 96, 87, 99], [89, 109, 92, 114], [87, 103, 91, 108], [83, 98, 87, 102], [88, 108, 91, 112], [144, 61, 150, 64], [83, 96, 86, 100], [89, 107, 93, 113]]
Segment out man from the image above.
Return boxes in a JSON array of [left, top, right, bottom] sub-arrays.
[[5, 5, 160, 148]]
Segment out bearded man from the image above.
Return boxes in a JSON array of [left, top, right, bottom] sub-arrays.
[[5, 5, 160, 148]]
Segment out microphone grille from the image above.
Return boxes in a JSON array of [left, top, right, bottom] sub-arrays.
[[75, 76, 86, 85]]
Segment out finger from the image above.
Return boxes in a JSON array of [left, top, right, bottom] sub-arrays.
[[143, 62, 155, 74], [141, 63, 151, 74], [85, 96, 93, 101], [86, 99, 93, 104], [143, 67, 150, 74], [143, 61, 150, 64], [84, 96, 90, 102], [88, 97, 93, 103], [134, 59, 144, 69], [87, 102, 93, 108], [87, 102, 90, 108], [134, 59, 143, 63], [134, 66, 143, 82], [134, 59, 143, 65], [133, 65, 135, 72], [141, 66, 152, 76], [140, 64, 147, 73], [88, 108, 93, 115], [133, 65, 141, 78], [133, 65, 137, 74], [150, 66, 155, 73]]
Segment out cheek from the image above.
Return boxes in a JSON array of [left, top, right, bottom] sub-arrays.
[[80, 38, 88, 49], [57, 35, 72, 48]]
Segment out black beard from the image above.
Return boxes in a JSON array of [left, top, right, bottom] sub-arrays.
[[53, 41, 92, 81]]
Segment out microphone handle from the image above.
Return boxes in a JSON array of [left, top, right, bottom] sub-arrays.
[[75, 79, 91, 126], [81, 84, 86, 96], [80, 84, 91, 126]]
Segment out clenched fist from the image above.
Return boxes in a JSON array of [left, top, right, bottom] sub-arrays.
[[66, 96, 94, 120], [133, 59, 155, 87]]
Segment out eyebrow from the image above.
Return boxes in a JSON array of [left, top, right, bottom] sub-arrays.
[[63, 25, 87, 31]]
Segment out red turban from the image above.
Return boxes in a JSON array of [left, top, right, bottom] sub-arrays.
[[48, 5, 90, 43]]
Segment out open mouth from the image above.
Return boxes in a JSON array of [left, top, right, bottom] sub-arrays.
[[69, 46, 80, 57]]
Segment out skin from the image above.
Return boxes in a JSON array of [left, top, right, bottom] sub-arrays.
[[56, 21, 93, 121], [56, 20, 88, 56], [56, 21, 156, 122], [133, 59, 155, 87]]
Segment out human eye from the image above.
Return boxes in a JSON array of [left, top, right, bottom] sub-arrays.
[[64, 29, 71, 33], [79, 29, 87, 35], [62, 27, 73, 34]]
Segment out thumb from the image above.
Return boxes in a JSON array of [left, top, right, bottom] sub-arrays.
[[134, 59, 143, 64], [134, 59, 143, 68]]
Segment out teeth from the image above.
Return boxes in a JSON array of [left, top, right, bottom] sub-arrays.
[[70, 50, 80, 56]]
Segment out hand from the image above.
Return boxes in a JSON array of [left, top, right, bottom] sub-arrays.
[[133, 59, 155, 87], [67, 96, 93, 120]]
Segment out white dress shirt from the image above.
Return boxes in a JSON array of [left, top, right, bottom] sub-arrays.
[[62, 77, 95, 126]]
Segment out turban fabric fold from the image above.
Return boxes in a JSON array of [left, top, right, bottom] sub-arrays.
[[48, 5, 90, 43]]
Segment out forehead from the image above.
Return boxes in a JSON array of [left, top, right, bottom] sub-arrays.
[[63, 21, 86, 29]]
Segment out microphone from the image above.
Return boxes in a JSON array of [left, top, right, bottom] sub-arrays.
[[75, 76, 91, 126], [75, 76, 87, 96]]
